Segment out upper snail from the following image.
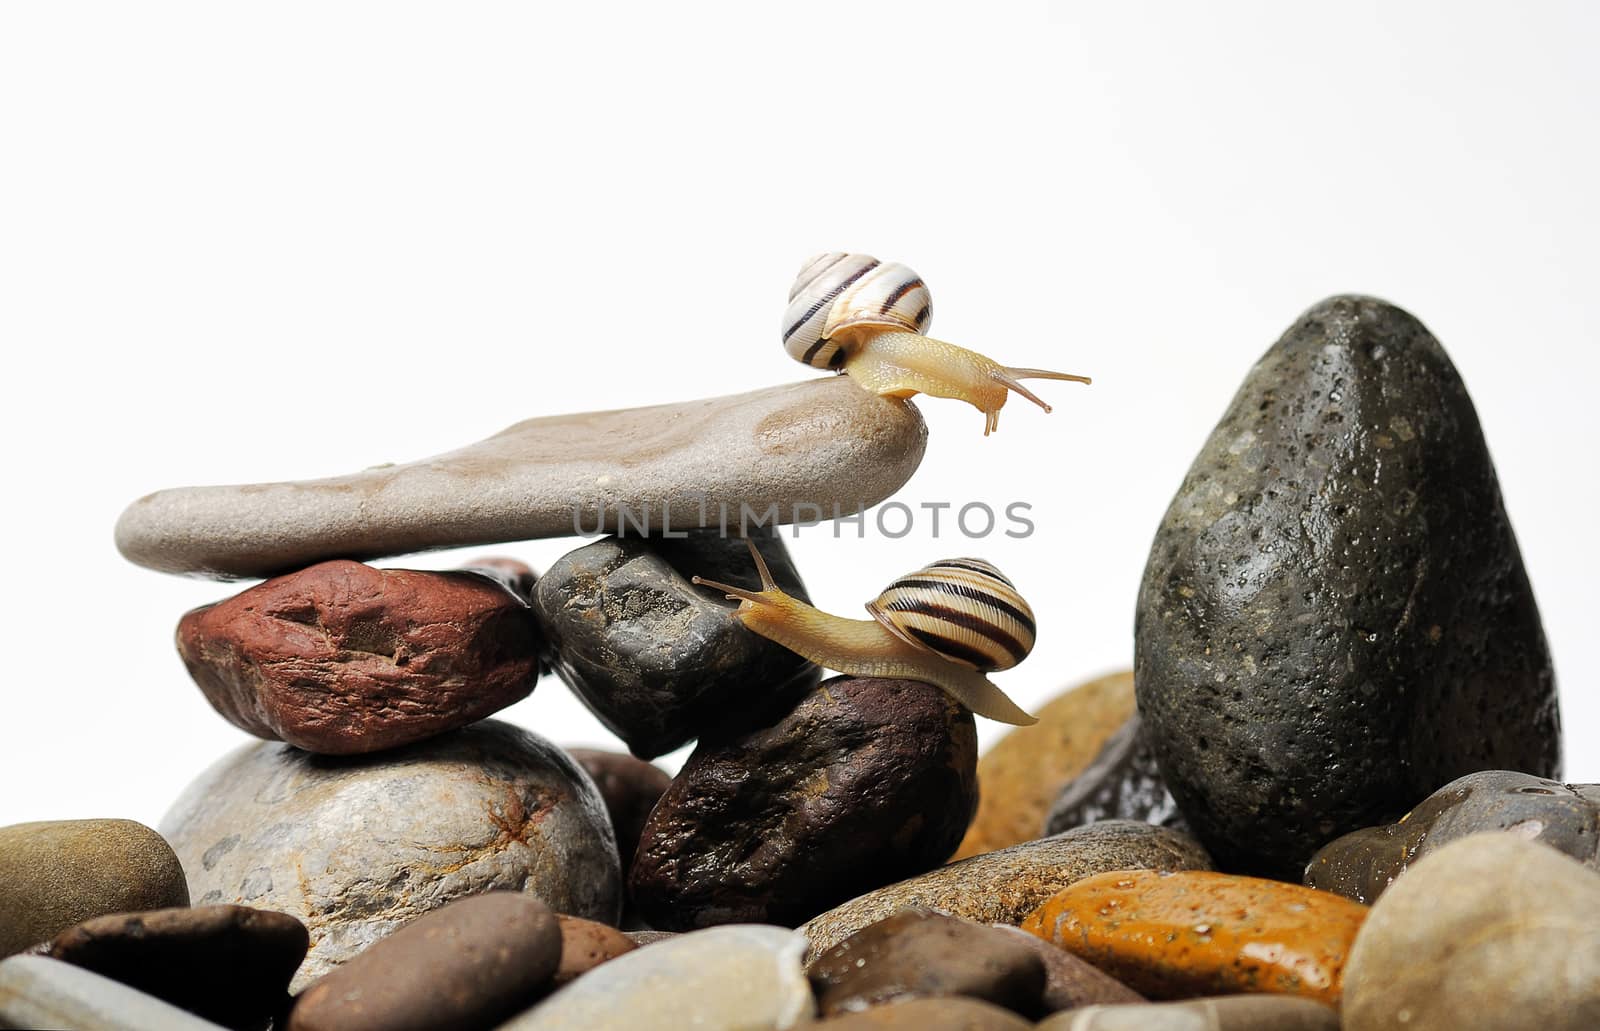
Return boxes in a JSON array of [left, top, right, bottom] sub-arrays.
[[783, 252, 1091, 435]]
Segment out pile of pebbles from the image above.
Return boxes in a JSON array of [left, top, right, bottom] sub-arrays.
[[2, 294, 1596, 1031]]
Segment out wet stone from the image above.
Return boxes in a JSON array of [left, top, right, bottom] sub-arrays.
[[985, 925, 1144, 1012], [1043, 712, 1186, 837], [631, 675, 977, 931], [535, 530, 821, 758], [30, 905, 306, 1030], [1306, 769, 1600, 903], [806, 910, 1045, 1018], [1136, 295, 1560, 877]]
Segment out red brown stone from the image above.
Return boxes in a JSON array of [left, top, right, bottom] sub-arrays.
[[553, 915, 636, 987], [177, 560, 544, 755], [568, 748, 672, 865]]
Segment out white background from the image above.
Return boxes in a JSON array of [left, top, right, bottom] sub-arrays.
[[2, 2, 1596, 829]]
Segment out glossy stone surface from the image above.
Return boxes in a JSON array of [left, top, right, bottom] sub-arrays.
[[953, 671, 1136, 860], [985, 925, 1144, 1012], [0, 956, 226, 1031], [286, 893, 561, 1031], [1306, 769, 1600, 903], [1136, 295, 1560, 877], [536, 530, 819, 758], [116, 378, 928, 579], [160, 721, 620, 990], [806, 910, 1044, 1017], [1021, 870, 1367, 1005], [31, 905, 305, 1029], [497, 924, 813, 1030], [632, 676, 977, 930], [178, 560, 543, 755], [1043, 713, 1186, 837], [1342, 834, 1600, 1031], [0, 820, 189, 957], [799, 822, 1211, 962]]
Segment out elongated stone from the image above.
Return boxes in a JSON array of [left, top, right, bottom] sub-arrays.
[[115, 379, 928, 580], [0, 955, 226, 1031]]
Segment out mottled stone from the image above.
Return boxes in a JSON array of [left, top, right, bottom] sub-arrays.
[[0, 955, 226, 1031], [31, 905, 305, 1029], [807, 910, 1044, 1017], [632, 676, 977, 930], [1342, 834, 1600, 1031], [177, 560, 543, 755], [1022, 870, 1366, 1005], [497, 924, 813, 1030], [953, 672, 1137, 860], [1306, 769, 1600, 903], [1035, 995, 1339, 1030], [552, 916, 635, 987], [810, 996, 1032, 1029], [1136, 295, 1560, 877], [0, 820, 189, 957], [1043, 713, 1186, 837], [986, 925, 1144, 1012], [536, 530, 820, 758], [799, 822, 1212, 961], [566, 750, 672, 865], [116, 378, 928, 579], [287, 893, 560, 1031], [159, 721, 620, 990]]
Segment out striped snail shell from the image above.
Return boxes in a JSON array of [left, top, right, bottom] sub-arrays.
[[866, 559, 1037, 672], [782, 252, 933, 370]]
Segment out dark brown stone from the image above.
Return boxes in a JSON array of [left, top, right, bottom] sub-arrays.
[[458, 556, 539, 605], [630, 676, 978, 930], [807, 910, 1044, 1018], [285, 892, 561, 1031], [1305, 769, 1600, 903], [568, 748, 672, 866], [811, 996, 1033, 1029], [31, 905, 306, 1030], [177, 559, 544, 755], [985, 924, 1144, 1012], [1042, 713, 1187, 837], [552, 915, 636, 987]]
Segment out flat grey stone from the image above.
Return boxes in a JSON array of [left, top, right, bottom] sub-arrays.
[[159, 720, 621, 992], [116, 379, 927, 579], [0, 955, 226, 1031], [497, 924, 813, 1030]]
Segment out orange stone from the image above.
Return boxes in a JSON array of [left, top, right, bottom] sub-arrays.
[[1019, 869, 1368, 1006]]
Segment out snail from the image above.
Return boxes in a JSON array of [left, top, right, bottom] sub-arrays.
[[692, 539, 1039, 725], [782, 252, 1091, 435]]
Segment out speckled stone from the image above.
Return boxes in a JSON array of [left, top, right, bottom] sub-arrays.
[[1136, 295, 1560, 877], [798, 822, 1211, 962], [809, 996, 1032, 1029], [116, 378, 928, 579], [552, 916, 636, 987], [536, 530, 820, 758], [159, 720, 620, 991], [0, 956, 227, 1031], [953, 672, 1137, 860], [986, 925, 1144, 1012], [1021, 870, 1367, 1005], [632, 676, 977, 930], [30, 905, 306, 1030], [1306, 769, 1600, 903], [806, 910, 1044, 1017], [497, 924, 814, 1030], [1035, 995, 1339, 1030], [0, 820, 189, 957], [287, 893, 561, 1031], [1342, 834, 1600, 1031], [1043, 713, 1186, 837]]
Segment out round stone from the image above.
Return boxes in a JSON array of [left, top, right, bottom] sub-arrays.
[[567, 749, 672, 866]]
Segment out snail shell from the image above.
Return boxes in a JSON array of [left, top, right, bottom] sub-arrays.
[[866, 559, 1036, 672], [782, 252, 933, 369]]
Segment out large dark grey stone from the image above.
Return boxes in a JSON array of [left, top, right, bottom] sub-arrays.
[[1043, 714, 1186, 837], [534, 529, 821, 758], [1135, 295, 1560, 877]]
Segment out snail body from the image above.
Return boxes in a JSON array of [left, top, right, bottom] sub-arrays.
[[693, 540, 1039, 726], [782, 252, 1090, 435]]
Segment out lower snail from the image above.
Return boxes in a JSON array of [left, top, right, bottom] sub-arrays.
[[783, 252, 1091, 435], [693, 539, 1039, 725]]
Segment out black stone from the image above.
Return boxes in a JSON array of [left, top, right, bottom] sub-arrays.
[[630, 675, 979, 930], [1135, 295, 1560, 877], [1043, 714, 1187, 837], [533, 528, 821, 758], [1306, 769, 1600, 903]]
